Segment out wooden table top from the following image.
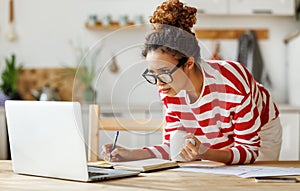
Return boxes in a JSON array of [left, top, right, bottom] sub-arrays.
[[1, 160, 300, 191]]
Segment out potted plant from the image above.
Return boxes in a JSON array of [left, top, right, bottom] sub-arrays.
[[77, 64, 97, 103], [0, 54, 22, 102], [62, 40, 103, 103]]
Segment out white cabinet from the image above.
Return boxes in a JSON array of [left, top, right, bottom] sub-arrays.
[[229, 0, 295, 15], [286, 33, 300, 106], [182, 0, 228, 15], [181, 0, 295, 16], [278, 106, 300, 160]]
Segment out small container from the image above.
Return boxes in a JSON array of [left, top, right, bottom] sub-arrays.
[[88, 14, 98, 26], [101, 15, 112, 26], [118, 15, 128, 26], [133, 15, 144, 25]]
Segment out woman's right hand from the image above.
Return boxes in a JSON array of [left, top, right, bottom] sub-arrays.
[[101, 144, 135, 162], [101, 144, 155, 162]]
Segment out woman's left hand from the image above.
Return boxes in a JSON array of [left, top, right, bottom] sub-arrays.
[[179, 133, 208, 161]]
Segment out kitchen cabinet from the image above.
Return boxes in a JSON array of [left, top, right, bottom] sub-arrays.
[[182, 0, 228, 15], [183, 0, 295, 16], [278, 105, 300, 160], [286, 32, 300, 106], [229, 0, 296, 16], [85, 0, 296, 30]]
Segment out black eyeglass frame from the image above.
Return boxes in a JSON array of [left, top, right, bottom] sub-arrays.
[[142, 57, 189, 85]]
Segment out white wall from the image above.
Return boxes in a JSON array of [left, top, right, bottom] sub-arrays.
[[0, 0, 299, 105]]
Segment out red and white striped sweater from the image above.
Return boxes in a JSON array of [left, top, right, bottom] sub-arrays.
[[145, 60, 279, 164]]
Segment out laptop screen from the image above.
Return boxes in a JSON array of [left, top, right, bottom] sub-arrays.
[[5, 101, 90, 181]]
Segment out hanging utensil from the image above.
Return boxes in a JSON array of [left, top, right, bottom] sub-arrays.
[[109, 54, 119, 73], [6, 0, 18, 41], [211, 41, 222, 60]]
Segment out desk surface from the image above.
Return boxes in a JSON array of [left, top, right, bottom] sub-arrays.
[[1, 160, 300, 191]]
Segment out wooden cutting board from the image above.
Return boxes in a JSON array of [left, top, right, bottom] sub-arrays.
[[17, 68, 84, 101]]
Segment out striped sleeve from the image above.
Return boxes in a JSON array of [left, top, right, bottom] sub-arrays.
[[228, 92, 261, 164]]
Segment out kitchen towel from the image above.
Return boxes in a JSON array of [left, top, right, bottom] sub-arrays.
[[237, 30, 272, 88]]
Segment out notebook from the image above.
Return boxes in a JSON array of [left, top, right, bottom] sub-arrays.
[[5, 100, 140, 182], [111, 158, 179, 172], [88, 159, 179, 172]]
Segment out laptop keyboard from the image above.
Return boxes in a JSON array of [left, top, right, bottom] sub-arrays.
[[88, 172, 108, 177]]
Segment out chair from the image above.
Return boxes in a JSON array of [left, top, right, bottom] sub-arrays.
[[88, 104, 164, 162]]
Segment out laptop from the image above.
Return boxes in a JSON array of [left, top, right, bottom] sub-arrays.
[[5, 100, 140, 182]]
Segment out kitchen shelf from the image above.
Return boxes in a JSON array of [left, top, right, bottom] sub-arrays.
[[85, 22, 269, 40], [195, 29, 269, 40], [85, 21, 141, 30]]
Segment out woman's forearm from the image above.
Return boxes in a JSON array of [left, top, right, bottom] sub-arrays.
[[130, 148, 156, 160], [200, 148, 232, 164]]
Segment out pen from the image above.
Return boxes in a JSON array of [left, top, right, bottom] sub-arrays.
[[110, 131, 119, 161]]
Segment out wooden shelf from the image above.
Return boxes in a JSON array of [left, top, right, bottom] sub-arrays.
[[195, 29, 269, 40], [85, 23, 269, 40], [85, 21, 137, 30]]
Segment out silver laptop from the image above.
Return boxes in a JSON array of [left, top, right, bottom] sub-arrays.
[[5, 100, 140, 182]]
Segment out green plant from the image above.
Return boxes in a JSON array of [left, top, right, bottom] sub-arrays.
[[64, 40, 103, 88], [59, 40, 103, 103], [0, 54, 23, 98]]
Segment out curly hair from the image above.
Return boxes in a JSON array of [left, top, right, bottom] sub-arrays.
[[150, 0, 197, 35], [142, 0, 200, 65]]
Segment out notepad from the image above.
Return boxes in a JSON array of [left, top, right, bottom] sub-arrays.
[[111, 158, 179, 172]]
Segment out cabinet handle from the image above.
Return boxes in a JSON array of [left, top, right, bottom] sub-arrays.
[[197, 9, 206, 14], [252, 9, 273, 14]]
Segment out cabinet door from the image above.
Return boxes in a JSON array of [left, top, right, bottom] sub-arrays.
[[229, 0, 295, 15], [287, 36, 300, 106], [182, 0, 228, 15], [279, 113, 300, 160]]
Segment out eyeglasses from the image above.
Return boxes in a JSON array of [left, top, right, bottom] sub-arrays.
[[142, 57, 188, 85]]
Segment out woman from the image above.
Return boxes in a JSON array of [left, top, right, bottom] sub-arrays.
[[101, 0, 282, 164]]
